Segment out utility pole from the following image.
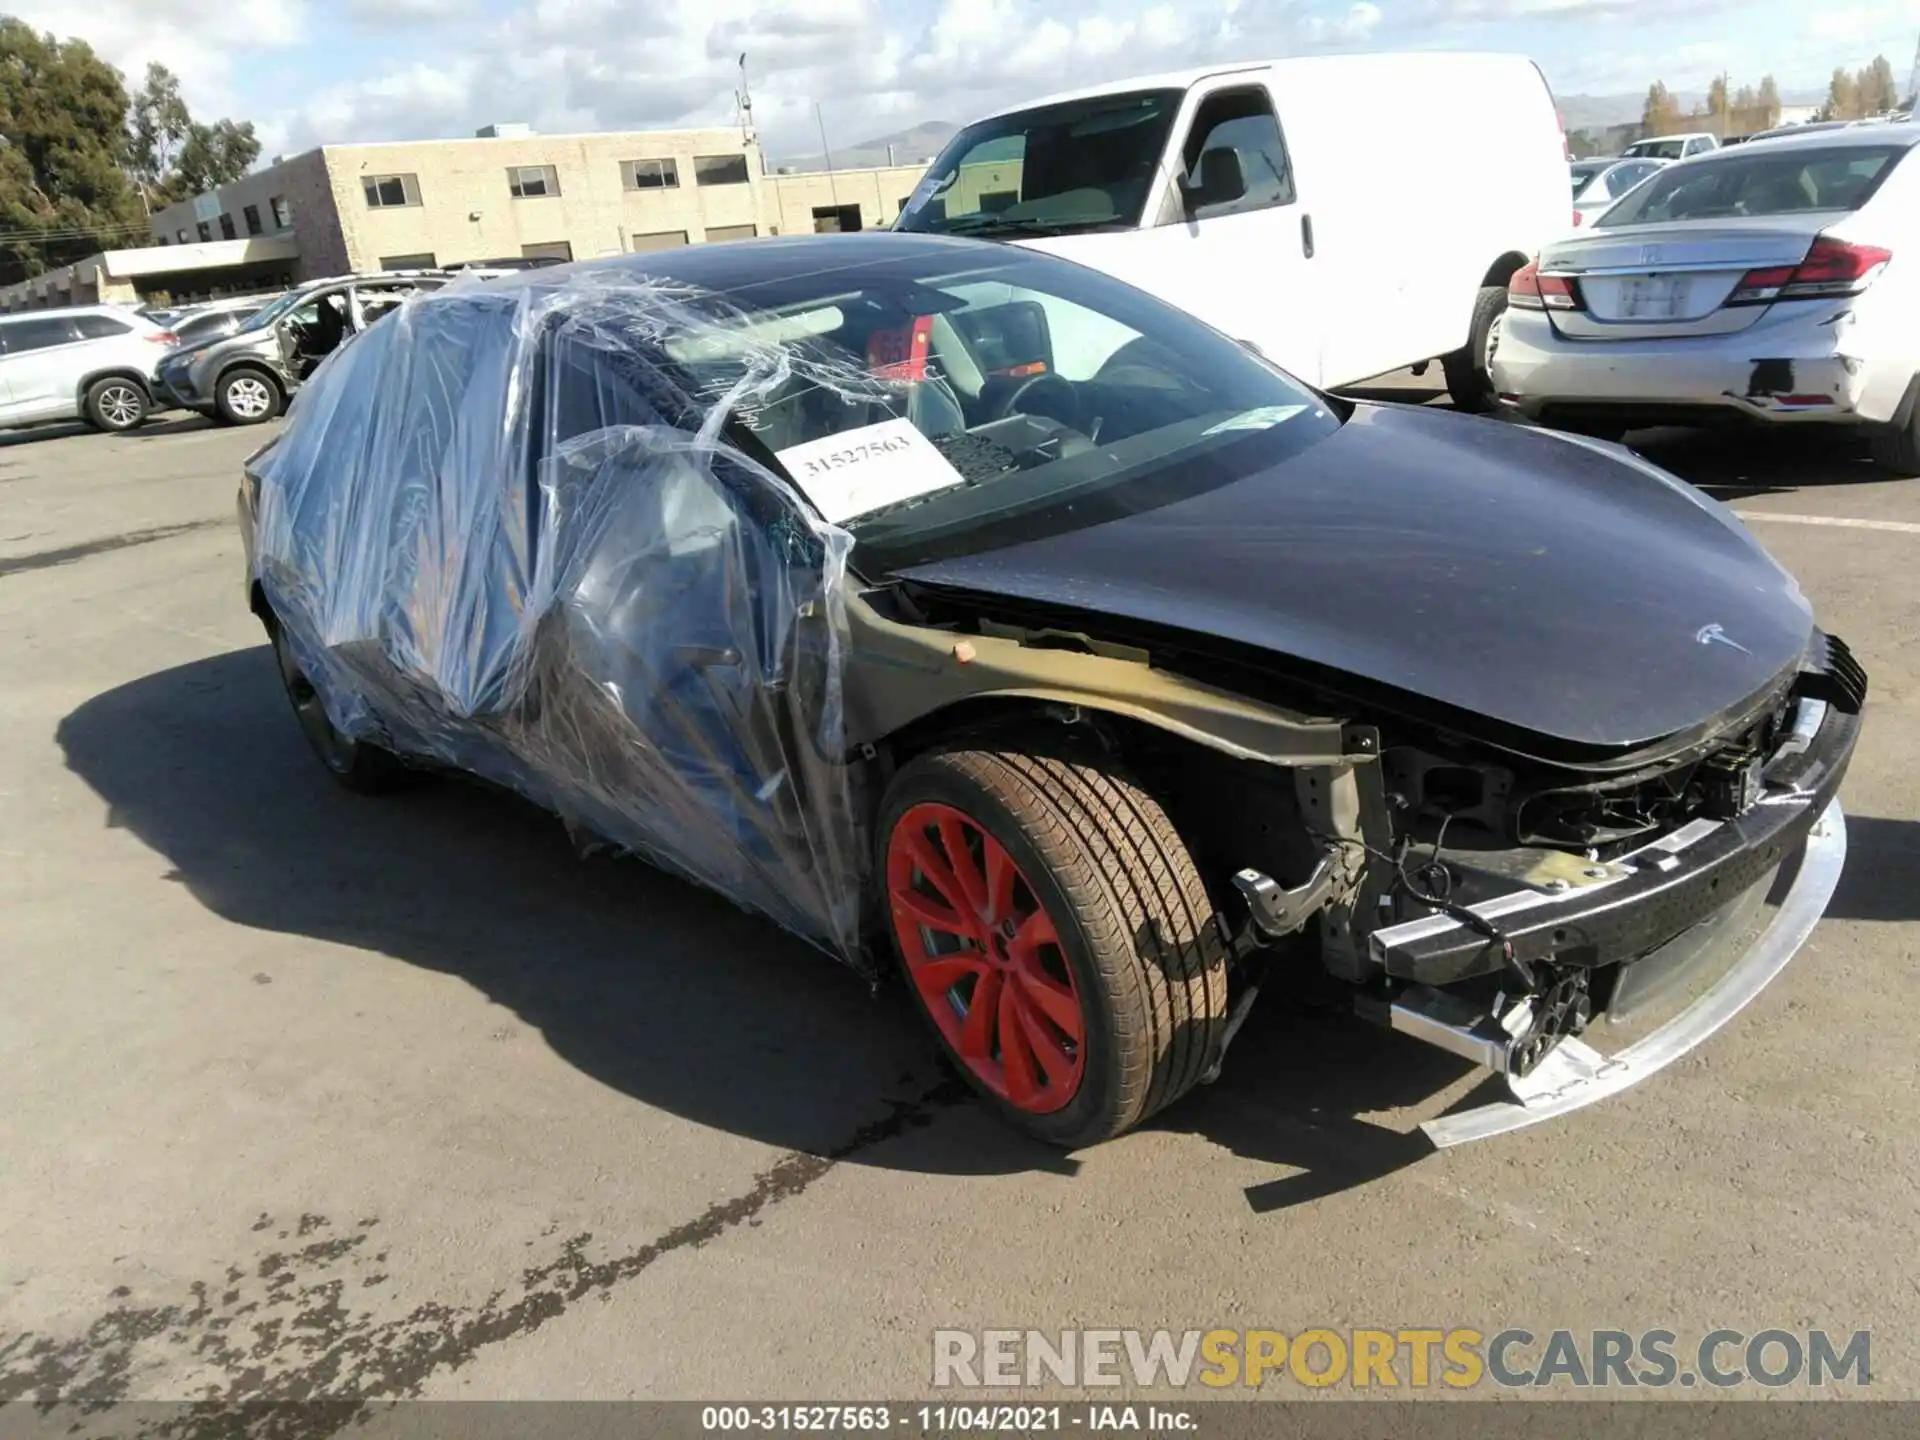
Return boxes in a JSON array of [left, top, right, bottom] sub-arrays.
[[735, 53, 756, 144], [816, 102, 841, 210]]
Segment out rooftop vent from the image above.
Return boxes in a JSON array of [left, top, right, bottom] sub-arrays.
[[476, 122, 534, 139]]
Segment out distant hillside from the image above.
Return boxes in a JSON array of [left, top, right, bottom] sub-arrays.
[[772, 121, 956, 174]]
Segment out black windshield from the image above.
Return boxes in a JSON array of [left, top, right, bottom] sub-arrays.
[[894, 90, 1181, 238]]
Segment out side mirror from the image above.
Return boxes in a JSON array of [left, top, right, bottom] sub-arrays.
[[1182, 147, 1247, 212]]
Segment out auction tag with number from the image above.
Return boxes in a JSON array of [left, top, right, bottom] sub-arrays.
[[774, 418, 966, 524]]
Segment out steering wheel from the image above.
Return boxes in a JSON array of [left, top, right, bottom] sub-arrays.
[[987, 371, 1080, 430]]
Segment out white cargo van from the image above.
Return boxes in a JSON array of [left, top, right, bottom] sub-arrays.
[[894, 53, 1568, 409]]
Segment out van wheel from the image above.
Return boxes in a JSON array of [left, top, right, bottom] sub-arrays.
[[1442, 285, 1509, 414], [84, 377, 149, 432], [1869, 385, 1920, 474], [879, 747, 1228, 1148], [216, 367, 283, 426]]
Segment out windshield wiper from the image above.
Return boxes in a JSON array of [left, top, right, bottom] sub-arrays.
[[938, 214, 1121, 238]]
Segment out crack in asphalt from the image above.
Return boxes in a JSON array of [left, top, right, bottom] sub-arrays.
[[0, 1076, 969, 1437], [0, 519, 230, 580]]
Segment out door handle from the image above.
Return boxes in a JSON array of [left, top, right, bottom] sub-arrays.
[[1300, 213, 1315, 259]]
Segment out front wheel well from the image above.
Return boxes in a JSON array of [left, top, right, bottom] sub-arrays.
[[873, 695, 1321, 907], [1480, 251, 1530, 290], [74, 369, 151, 408], [217, 361, 286, 397]]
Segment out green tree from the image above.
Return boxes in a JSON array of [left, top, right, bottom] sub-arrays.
[[1859, 54, 1899, 114], [0, 19, 146, 281], [127, 62, 191, 205], [1641, 81, 1684, 136], [169, 118, 259, 203], [1705, 73, 1729, 134], [1757, 75, 1782, 129], [127, 63, 258, 208], [1822, 66, 1861, 120]]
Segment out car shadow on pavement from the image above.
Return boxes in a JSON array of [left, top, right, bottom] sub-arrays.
[[1630, 427, 1896, 501], [0, 415, 218, 448], [58, 646, 1456, 1205], [1826, 814, 1920, 923]]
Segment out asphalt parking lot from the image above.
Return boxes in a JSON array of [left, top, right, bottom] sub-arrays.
[[2, 392, 1917, 1408]]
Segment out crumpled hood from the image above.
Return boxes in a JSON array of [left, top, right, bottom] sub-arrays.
[[897, 404, 1814, 752]]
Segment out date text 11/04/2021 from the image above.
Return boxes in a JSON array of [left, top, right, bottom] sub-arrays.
[[700, 1406, 1195, 1433]]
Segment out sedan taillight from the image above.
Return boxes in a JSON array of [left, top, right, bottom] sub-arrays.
[[1508, 259, 1580, 311], [1728, 237, 1892, 305], [146, 330, 179, 345]]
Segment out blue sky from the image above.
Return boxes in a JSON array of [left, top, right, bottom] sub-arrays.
[[18, 0, 1920, 163]]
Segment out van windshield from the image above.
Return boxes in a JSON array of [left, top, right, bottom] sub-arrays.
[[893, 90, 1181, 239]]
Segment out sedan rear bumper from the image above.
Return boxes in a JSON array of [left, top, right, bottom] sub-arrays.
[[1492, 305, 1908, 427]]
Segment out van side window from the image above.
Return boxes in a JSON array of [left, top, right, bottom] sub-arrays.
[[1178, 87, 1295, 221]]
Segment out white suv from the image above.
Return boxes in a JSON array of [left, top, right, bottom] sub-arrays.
[[0, 306, 176, 434]]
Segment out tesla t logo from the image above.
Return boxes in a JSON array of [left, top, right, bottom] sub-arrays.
[[1696, 623, 1752, 655]]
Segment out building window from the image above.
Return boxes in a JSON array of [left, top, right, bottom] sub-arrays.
[[691, 153, 748, 186], [243, 205, 263, 236], [520, 241, 573, 262], [175, 228, 189, 243], [270, 195, 292, 229], [196, 221, 212, 242], [627, 229, 687, 252], [692, 154, 750, 186], [219, 214, 237, 240], [379, 253, 438, 269], [621, 158, 678, 191], [508, 164, 559, 198], [362, 173, 421, 209], [705, 223, 758, 242], [811, 204, 862, 234]]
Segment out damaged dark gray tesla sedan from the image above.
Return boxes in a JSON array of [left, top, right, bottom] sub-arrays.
[[239, 233, 1863, 1149]]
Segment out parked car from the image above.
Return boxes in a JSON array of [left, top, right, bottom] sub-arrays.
[[240, 232, 1862, 1149], [894, 53, 1568, 412], [1622, 132, 1720, 160], [167, 296, 279, 349], [154, 271, 448, 425], [1493, 127, 1920, 469], [1571, 157, 1668, 226], [0, 306, 178, 433]]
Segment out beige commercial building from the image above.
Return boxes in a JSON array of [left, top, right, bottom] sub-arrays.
[[144, 125, 926, 279], [0, 125, 937, 313]]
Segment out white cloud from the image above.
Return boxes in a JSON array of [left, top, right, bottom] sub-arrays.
[[272, 0, 1433, 161], [7, 0, 302, 115]]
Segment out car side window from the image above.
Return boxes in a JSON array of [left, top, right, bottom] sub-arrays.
[[0, 317, 79, 354], [1686, 138, 1711, 156], [1177, 86, 1295, 221], [1605, 163, 1652, 197], [71, 314, 133, 340]]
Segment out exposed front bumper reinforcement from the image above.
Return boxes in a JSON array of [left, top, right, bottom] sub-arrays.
[[1417, 797, 1846, 1148]]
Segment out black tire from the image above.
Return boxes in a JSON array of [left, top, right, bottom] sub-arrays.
[[269, 622, 412, 795], [1442, 284, 1509, 414], [215, 366, 284, 426], [878, 746, 1229, 1148], [1869, 403, 1920, 475], [83, 376, 149, 433]]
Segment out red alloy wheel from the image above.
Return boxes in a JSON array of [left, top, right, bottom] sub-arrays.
[[885, 801, 1087, 1113]]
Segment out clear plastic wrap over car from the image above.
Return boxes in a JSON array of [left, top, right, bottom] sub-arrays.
[[247, 272, 901, 964]]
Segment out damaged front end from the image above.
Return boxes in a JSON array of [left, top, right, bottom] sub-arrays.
[[1227, 632, 1865, 1143], [869, 577, 1865, 1143]]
